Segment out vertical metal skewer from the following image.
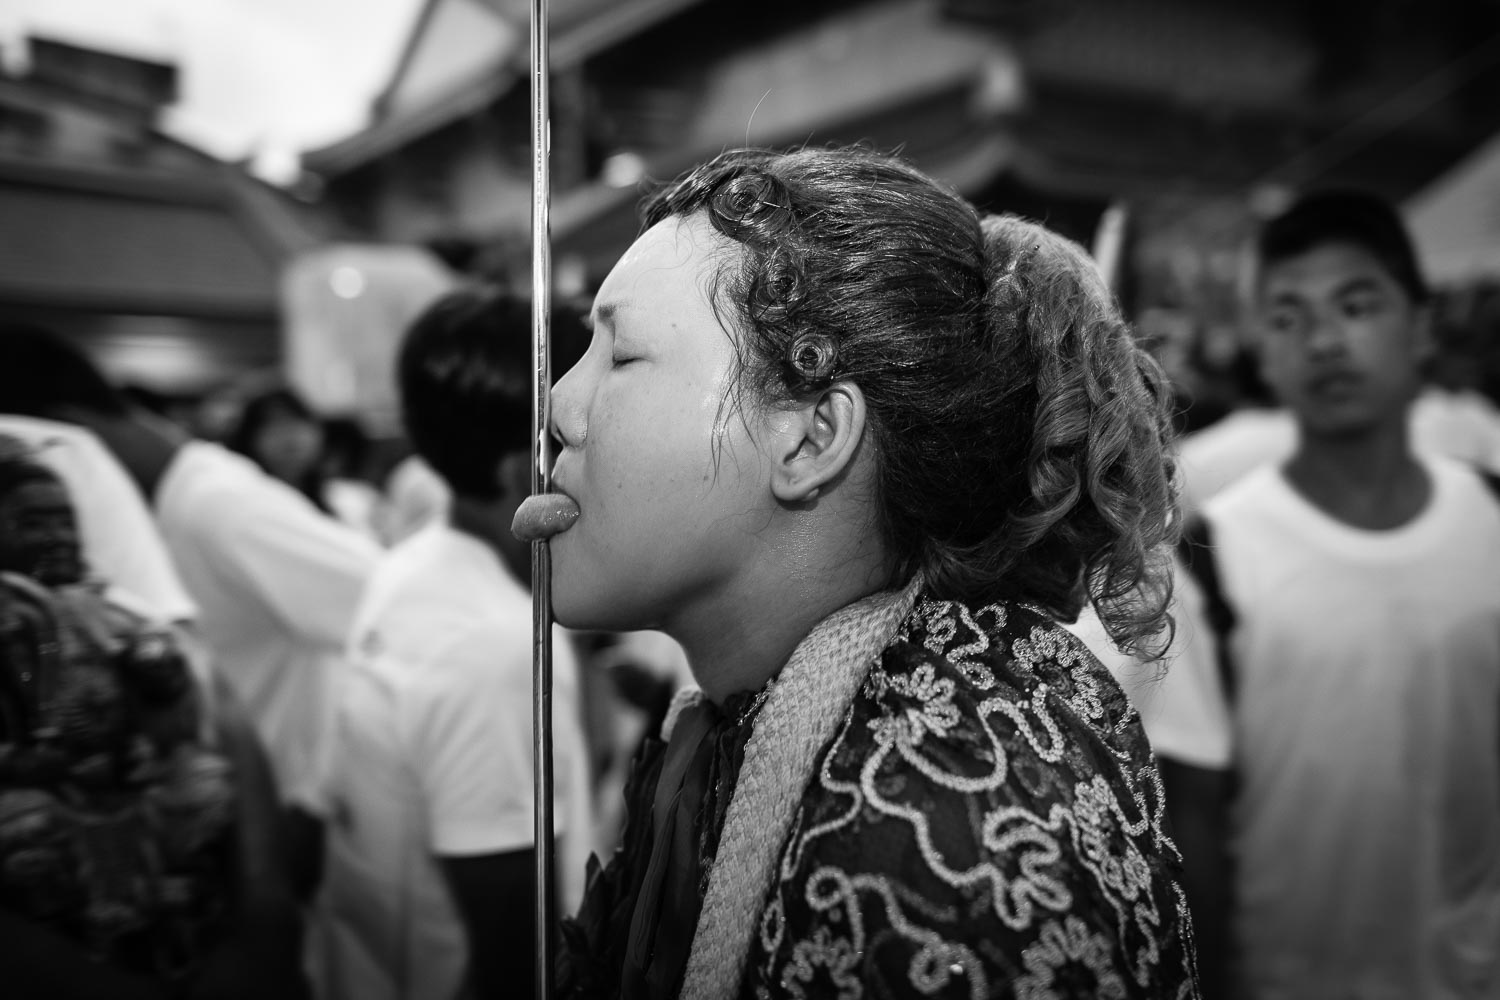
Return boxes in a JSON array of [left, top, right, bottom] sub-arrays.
[[528, 0, 555, 996]]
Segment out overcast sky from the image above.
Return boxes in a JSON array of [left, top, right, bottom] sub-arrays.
[[0, 0, 424, 177]]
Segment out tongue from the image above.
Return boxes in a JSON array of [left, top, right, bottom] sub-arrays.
[[512, 493, 581, 542]]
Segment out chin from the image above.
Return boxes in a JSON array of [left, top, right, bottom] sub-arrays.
[[550, 585, 640, 633]]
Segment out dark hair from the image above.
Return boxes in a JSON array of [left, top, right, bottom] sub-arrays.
[[0, 323, 130, 418], [1258, 190, 1429, 304], [644, 147, 1179, 657], [226, 387, 319, 460], [223, 386, 329, 510], [398, 286, 589, 501], [0, 434, 62, 498]]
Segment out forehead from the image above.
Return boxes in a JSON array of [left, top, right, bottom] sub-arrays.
[[595, 214, 729, 330], [1259, 241, 1405, 303]]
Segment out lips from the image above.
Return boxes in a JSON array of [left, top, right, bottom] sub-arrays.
[[1305, 371, 1363, 399]]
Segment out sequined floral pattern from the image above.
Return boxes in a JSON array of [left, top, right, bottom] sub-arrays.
[[741, 597, 1199, 999]]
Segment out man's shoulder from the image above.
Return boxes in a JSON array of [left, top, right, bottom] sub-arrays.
[[1203, 463, 1282, 522]]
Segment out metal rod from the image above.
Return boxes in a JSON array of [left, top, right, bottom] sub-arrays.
[[529, 0, 555, 995]]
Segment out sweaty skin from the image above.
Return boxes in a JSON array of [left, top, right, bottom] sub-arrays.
[[511, 493, 581, 542]]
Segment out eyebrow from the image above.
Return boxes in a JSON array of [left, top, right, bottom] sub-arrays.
[[1267, 275, 1385, 307], [1332, 277, 1384, 297]]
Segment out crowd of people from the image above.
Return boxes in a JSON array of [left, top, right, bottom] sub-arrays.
[[0, 144, 1496, 1000]]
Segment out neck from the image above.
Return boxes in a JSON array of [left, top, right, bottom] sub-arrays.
[[665, 525, 894, 706], [449, 492, 529, 585], [1284, 415, 1429, 530]]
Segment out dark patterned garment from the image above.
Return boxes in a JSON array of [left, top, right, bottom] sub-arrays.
[[561, 596, 1199, 999], [0, 574, 234, 981]]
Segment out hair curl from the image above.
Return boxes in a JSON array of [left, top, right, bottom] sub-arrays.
[[644, 147, 1179, 658]]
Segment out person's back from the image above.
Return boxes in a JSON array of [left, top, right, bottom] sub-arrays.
[[316, 288, 592, 1000], [321, 521, 588, 1000], [153, 438, 378, 806], [1174, 191, 1500, 998]]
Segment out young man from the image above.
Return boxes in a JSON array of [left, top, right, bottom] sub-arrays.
[[0, 325, 380, 812], [315, 289, 593, 1000], [1170, 192, 1500, 998]]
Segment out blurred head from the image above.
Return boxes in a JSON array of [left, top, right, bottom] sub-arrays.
[[399, 286, 588, 502], [0, 436, 84, 586], [227, 388, 325, 487], [0, 324, 131, 420], [1254, 191, 1432, 437], [550, 146, 1177, 655]]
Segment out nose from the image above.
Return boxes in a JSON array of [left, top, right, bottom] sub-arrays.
[[550, 362, 587, 449], [1304, 311, 1348, 360]]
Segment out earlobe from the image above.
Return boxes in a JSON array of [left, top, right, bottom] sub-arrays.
[[769, 382, 867, 504], [1412, 305, 1437, 361]]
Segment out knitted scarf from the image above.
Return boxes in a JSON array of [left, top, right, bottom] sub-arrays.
[[661, 576, 923, 998]]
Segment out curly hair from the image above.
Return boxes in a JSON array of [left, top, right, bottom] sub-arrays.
[[643, 147, 1179, 658]]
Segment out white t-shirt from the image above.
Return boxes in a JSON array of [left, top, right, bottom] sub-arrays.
[[317, 522, 591, 1000], [1066, 558, 1233, 770], [1201, 456, 1500, 999], [155, 441, 379, 806], [0, 415, 197, 622]]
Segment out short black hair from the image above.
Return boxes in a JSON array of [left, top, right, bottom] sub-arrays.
[[0, 323, 131, 418], [397, 287, 588, 501], [1257, 190, 1428, 304]]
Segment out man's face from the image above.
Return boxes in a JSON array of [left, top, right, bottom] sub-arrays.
[[1255, 241, 1430, 438], [0, 477, 85, 586]]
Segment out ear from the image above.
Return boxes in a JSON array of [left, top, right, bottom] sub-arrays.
[[767, 382, 868, 504], [498, 451, 531, 497], [1411, 303, 1437, 364]]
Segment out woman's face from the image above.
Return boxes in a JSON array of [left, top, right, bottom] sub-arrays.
[[548, 214, 773, 632], [253, 406, 324, 484]]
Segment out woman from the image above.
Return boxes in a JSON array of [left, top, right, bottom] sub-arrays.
[[531, 146, 1196, 998], [227, 387, 330, 512]]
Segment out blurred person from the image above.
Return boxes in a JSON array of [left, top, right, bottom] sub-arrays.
[[315, 288, 593, 1000], [0, 324, 380, 814], [545, 147, 1197, 996], [317, 416, 385, 542], [1167, 192, 1500, 998], [1177, 385, 1500, 516], [227, 386, 331, 513], [0, 413, 196, 623], [0, 437, 307, 1000], [1176, 371, 1500, 519]]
